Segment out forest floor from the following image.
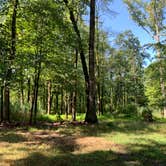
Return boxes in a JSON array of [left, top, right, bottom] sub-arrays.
[[0, 115, 166, 166]]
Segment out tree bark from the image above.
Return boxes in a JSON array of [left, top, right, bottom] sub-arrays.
[[155, 26, 166, 118], [65, 93, 68, 119], [55, 93, 59, 114], [47, 80, 51, 115], [96, 15, 102, 115], [33, 63, 41, 124], [64, 0, 97, 123], [27, 78, 30, 103], [72, 49, 78, 121], [20, 79, 24, 111], [85, 0, 98, 123], [63, 0, 89, 117], [3, 0, 18, 122], [60, 88, 64, 115], [29, 62, 41, 125]]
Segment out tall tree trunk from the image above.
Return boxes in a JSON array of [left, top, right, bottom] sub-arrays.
[[72, 49, 78, 121], [85, 0, 98, 123], [72, 92, 76, 121], [155, 26, 166, 118], [65, 93, 68, 119], [43, 83, 47, 111], [69, 93, 72, 114], [3, 0, 18, 122], [29, 86, 34, 125], [64, 0, 97, 123], [20, 80, 24, 111], [63, 0, 89, 116], [47, 80, 51, 115], [55, 93, 59, 114], [29, 63, 41, 125], [101, 84, 104, 114], [33, 64, 41, 125], [27, 78, 30, 103], [60, 88, 64, 115], [96, 15, 102, 115], [159, 60, 166, 118]]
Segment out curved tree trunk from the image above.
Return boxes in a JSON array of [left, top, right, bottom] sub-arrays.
[[64, 0, 97, 123]]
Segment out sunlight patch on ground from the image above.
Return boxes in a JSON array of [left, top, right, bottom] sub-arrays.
[[73, 137, 126, 154]]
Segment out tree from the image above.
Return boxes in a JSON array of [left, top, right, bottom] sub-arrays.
[[0, 0, 19, 122], [145, 61, 164, 110], [85, 0, 98, 123], [124, 0, 166, 117], [108, 31, 147, 112], [63, 0, 98, 123]]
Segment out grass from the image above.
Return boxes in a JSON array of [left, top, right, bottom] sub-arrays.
[[0, 114, 166, 166]]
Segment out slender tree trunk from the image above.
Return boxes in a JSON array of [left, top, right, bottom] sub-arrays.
[[64, 0, 97, 123], [101, 84, 104, 115], [63, 0, 89, 116], [33, 64, 41, 125], [29, 87, 34, 125], [43, 83, 47, 111], [69, 93, 72, 114], [20, 80, 24, 111], [72, 49, 78, 121], [27, 78, 30, 103], [47, 80, 51, 115], [65, 93, 68, 119], [29, 63, 41, 125], [96, 15, 101, 115], [60, 88, 64, 115], [55, 93, 59, 114], [50, 93, 53, 114], [85, 0, 98, 123], [72, 92, 76, 121]]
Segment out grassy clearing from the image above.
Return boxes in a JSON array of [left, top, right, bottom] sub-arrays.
[[0, 114, 166, 166]]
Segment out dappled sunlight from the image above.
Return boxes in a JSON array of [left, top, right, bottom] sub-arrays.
[[0, 118, 166, 165], [11, 142, 166, 166]]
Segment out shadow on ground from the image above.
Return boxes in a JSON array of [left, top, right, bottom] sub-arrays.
[[55, 120, 163, 137], [1, 119, 166, 166], [11, 141, 166, 166], [0, 132, 27, 143]]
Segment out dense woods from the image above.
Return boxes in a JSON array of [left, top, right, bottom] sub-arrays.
[[0, 0, 166, 124]]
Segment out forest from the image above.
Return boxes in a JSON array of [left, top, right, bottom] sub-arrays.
[[0, 0, 166, 165]]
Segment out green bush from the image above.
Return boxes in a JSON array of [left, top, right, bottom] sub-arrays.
[[141, 107, 153, 122]]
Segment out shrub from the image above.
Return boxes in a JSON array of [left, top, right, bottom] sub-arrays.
[[141, 107, 153, 122]]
